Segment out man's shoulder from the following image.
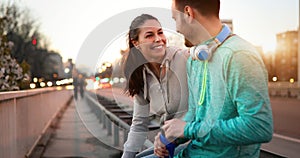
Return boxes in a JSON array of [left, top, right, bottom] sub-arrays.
[[220, 35, 257, 53], [217, 35, 262, 61]]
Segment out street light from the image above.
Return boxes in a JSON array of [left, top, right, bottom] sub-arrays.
[[30, 83, 36, 89], [33, 77, 38, 83], [64, 68, 70, 74], [290, 78, 295, 83]]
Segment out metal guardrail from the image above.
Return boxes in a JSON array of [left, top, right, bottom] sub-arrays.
[[85, 92, 156, 151], [85, 92, 130, 148]]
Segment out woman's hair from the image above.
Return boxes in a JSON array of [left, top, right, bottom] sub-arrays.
[[123, 14, 160, 97]]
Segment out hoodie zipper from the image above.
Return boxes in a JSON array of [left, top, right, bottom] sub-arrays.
[[159, 60, 171, 115], [144, 61, 171, 116]]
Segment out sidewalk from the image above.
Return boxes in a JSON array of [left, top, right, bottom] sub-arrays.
[[41, 96, 122, 158]]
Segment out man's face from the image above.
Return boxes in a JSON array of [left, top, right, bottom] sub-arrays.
[[171, 1, 211, 46], [171, 0, 193, 47], [171, 1, 185, 35]]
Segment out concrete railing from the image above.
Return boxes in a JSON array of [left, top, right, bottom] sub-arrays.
[[268, 82, 300, 99], [0, 87, 72, 158]]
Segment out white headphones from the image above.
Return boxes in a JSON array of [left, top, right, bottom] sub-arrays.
[[190, 24, 232, 61]]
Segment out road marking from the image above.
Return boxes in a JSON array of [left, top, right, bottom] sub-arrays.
[[273, 133, 300, 143]]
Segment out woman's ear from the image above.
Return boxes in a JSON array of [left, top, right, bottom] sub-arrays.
[[131, 39, 140, 49]]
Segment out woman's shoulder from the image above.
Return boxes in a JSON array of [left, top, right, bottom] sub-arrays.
[[166, 46, 190, 59]]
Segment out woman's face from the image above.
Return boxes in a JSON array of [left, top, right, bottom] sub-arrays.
[[133, 19, 167, 63]]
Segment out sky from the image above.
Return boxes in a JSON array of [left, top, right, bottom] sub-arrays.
[[3, 0, 299, 71]]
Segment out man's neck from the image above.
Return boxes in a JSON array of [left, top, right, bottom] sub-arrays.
[[193, 16, 223, 44], [205, 19, 223, 37]]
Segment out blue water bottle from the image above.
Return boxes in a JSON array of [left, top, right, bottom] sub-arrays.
[[159, 134, 176, 158]]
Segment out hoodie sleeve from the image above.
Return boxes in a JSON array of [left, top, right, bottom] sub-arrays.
[[184, 51, 273, 145], [122, 93, 150, 156], [183, 57, 196, 122]]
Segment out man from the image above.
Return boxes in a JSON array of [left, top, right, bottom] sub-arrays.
[[154, 0, 273, 157]]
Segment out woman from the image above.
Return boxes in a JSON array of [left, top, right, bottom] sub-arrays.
[[121, 14, 189, 158]]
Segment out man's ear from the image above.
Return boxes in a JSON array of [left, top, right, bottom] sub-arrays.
[[184, 5, 195, 23]]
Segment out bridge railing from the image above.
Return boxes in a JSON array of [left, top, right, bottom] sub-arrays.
[[0, 87, 72, 158], [84, 91, 155, 151]]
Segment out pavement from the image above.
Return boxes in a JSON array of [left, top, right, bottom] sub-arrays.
[[41, 95, 122, 158]]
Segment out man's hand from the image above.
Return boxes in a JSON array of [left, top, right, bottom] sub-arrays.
[[154, 132, 169, 157], [162, 118, 186, 139]]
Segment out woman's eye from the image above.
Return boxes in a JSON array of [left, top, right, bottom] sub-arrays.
[[145, 34, 153, 38]]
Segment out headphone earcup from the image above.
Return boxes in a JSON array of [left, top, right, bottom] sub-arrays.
[[191, 44, 211, 60], [197, 49, 210, 60]]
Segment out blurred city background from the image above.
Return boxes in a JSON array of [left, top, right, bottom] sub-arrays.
[[0, 0, 299, 92], [0, 0, 300, 158]]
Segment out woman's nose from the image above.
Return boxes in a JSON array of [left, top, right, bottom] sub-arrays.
[[154, 35, 162, 42]]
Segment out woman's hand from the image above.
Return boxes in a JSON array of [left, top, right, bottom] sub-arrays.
[[154, 132, 169, 157]]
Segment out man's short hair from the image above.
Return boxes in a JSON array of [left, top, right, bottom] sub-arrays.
[[174, 0, 220, 18]]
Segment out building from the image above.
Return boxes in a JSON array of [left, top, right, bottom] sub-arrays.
[[274, 30, 298, 82], [43, 52, 65, 81], [63, 58, 74, 78]]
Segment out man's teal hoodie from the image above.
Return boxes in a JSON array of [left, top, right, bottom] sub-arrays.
[[176, 35, 273, 158]]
